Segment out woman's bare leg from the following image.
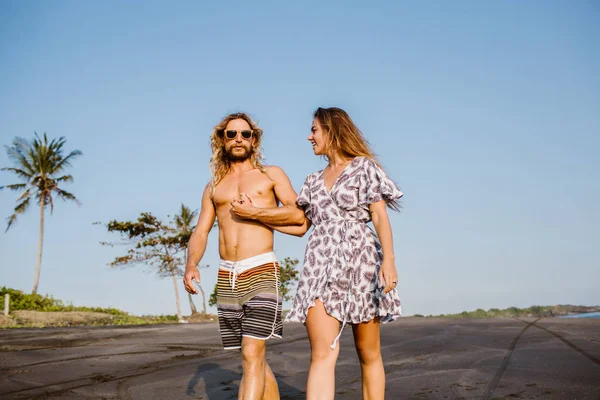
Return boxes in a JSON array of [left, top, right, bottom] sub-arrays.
[[352, 318, 385, 400], [305, 299, 342, 400]]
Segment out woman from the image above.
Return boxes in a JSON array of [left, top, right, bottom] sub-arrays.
[[277, 107, 403, 400]]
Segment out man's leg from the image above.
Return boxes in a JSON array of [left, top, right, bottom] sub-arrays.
[[237, 261, 282, 399], [239, 336, 280, 400], [264, 362, 280, 400]]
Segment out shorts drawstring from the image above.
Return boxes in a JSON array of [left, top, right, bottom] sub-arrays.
[[227, 262, 240, 290], [269, 260, 280, 338]]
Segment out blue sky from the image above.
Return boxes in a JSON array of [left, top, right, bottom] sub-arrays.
[[1, 1, 598, 317]]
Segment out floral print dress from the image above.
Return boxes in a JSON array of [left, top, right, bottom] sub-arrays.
[[286, 156, 403, 347]]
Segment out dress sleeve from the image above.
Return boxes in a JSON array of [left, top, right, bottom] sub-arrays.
[[363, 158, 403, 205], [296, 174, 313, 220]]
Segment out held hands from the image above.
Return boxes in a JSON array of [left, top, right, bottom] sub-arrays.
[[183, 267, 201, 295], [378, 258, 398, 294], [230, 193, 258, 220]]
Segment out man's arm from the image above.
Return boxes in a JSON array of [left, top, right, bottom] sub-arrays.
[[183, 185, 216, 295], [265, 218, 312, 237], [231, 166, 305, 226]]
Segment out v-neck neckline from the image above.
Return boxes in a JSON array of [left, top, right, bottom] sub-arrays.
[[321, 157, 358, 195]]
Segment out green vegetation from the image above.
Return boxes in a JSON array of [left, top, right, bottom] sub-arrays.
[[428, 304, 599, 318], [1, 133, 82, 294], [1, 286, 122, 314], [1, 287, 178, 327], [278, 257, 301, 302]]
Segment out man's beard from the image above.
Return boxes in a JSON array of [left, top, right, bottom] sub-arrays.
[[226, 145, 252, 162]]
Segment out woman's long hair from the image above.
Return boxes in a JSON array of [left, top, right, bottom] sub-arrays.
[[209, 112, 265, 195], [314, 107, 378, 163], [314, 107, 401, 211]]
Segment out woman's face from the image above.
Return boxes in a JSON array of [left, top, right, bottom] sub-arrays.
[[308, 118, 328, 156]]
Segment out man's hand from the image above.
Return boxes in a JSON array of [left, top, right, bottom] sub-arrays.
[[183, 267, 201, 294], [230, 193, 259, 220], [378, 258, 398, 294]]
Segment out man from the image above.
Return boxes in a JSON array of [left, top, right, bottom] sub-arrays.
[[184, 112, 304, 400]]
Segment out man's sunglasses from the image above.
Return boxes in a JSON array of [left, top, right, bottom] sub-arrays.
[[223, 130, 253, 140]]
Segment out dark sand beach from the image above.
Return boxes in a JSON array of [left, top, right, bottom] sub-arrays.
[[1, 317, 599, 399]]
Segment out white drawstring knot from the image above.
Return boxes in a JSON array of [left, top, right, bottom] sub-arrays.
[[227, 261, 241, 290]]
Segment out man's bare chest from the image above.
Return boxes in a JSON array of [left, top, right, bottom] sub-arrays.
[[213, 172, 275, 208]]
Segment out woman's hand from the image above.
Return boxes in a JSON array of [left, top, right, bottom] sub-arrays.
[[230, 193, 258, 220], [378, 258, 398, 294]]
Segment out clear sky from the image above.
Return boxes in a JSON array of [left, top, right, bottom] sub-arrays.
[[1, 1, 598, 317]]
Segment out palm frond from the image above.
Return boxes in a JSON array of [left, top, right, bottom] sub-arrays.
[[6, 138, 36, 175], [29, 137, 48, 175], [51, 150, 82, 174], [55, 175, 74, 183], [0, 183, 27, 192], [5, 196, 31, 232], [15, 196, 32, 213], [4, 137, 35, 174], [47, 193, 54, 214], [5, 214, 18, 232], [0, 167, 34, 181], [17, 188, 31, 201], [55, 188, 80, 205]]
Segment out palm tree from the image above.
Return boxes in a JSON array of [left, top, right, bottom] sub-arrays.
[[174, 204, 207, 314], [1, 133, 82, 294]]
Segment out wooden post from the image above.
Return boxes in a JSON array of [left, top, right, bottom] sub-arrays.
[[3, 294, 8, 316]]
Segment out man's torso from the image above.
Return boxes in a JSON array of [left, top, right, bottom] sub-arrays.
[[213, 168, 278, 261]]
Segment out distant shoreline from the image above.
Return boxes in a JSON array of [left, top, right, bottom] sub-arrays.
[[410, 304, 600, 319], [558, 311, 600, 319], [2, 287, 599, 328], [3, 305, 600, 329]]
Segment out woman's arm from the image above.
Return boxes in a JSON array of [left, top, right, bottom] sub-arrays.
[[370, 200, 398, 294]]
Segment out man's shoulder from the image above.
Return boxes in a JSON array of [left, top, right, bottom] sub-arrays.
[[263, 165, 288, 180], [264, 165, 285, 174]]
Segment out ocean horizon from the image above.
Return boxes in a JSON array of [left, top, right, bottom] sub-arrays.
[[559, 312, 600, 319]]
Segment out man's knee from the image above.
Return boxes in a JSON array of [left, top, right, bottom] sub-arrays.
[[241, 339, 266, 365]]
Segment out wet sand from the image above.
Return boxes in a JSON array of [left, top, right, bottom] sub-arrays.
[[1, 317, 599, 399]]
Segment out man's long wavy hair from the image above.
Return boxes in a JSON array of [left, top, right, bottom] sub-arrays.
[[314, 107, 401, 211], [209, 112, 265, 195]]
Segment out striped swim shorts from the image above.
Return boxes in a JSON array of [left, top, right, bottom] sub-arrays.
[[217, 252, 283, 350]]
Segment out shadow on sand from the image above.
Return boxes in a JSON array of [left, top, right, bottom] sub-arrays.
[[187, 362, 305, 400]]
